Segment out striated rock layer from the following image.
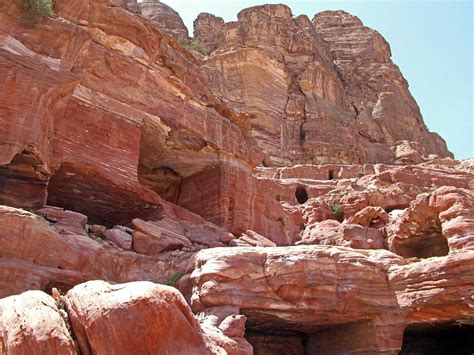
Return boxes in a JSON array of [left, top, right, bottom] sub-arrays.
[[195, 4, 452, 166], [0, 1, 472, 354]]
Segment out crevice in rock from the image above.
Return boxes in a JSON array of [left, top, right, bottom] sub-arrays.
[[246, 319, 380, 354], [328, 169, 334, 180]]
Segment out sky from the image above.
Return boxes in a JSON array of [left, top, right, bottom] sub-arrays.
[[161, 0, 473, 159]]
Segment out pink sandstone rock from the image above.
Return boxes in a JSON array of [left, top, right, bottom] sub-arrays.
[[386, 186, 474, 257], [105, 228, 132, 250], [299, 219, 386, 249], [190, 246, 406, 353], [194, 5, 452, 166], [0, 290, 76, 354], [132, 218, 193, 254], [219, 314, 247, 338], [0, 205, 191, 298], [65, 280, 214, 355]]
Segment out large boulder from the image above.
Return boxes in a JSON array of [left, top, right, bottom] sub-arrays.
[[0, 290, 76, 354], [65, 281, 214, 354]]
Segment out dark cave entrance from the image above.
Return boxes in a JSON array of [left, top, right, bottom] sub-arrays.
[[400, 323, 474, 355], [328, 169, 335, 180], [295, 186, 308, 204], [247, 320, 379, 355], [392, 218, 449, 258]]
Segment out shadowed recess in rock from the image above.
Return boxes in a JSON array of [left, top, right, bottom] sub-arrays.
[[47, 163, 162, 227], [400, 323, 474, 355], [295, 186, 309, 204]]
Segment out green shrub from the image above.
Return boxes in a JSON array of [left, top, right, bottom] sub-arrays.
[[178, 38, 188, 46], [331, 202, 343, 220], [18, 0, 52, 27], [165, 271, 184, 288], [189, 40, 206, 55]]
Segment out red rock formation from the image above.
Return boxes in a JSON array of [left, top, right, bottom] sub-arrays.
[[0, 0, 263, 228], [0, 290, 76, 354], [65, 281, 213, 354], [189, 246, 407, 354], [0, 2, 472, 354], [386, 186, 474, 256], [0, 205, 192, 297], [194, 5, 452, 166], [136, 0, 189, 41]]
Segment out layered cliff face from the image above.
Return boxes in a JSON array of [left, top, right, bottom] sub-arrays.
[[0, 1, 472, 355], [195, 5, 452, 166]]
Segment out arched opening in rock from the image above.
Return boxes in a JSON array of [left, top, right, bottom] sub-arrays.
[[392, 218, 449, 258], [295, 186, 308, 204], [328, 169, 335, 180], [400, 323, 474, 354]]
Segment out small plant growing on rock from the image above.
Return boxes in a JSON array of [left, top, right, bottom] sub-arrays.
[[165, 271, 184, 289], [18, 0, 52, 27], [189, 40, 207, 55], [331, 202, 344, 221], [177, 38, 207, 55]]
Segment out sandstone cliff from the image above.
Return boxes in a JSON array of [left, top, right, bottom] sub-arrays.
[[0, 1, 472, 355], [194, 5, 452, 166]]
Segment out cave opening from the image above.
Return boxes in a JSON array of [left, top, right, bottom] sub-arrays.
[[295, 186, 308, 204], [393, 219, 449, 259], [246, 320, 379, 355], [328, 169, 335, 180], [400, 323, 474, 355]]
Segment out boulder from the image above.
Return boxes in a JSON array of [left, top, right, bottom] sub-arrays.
[[299, 220, 386, 249], [0, 290, 76, 354], [132, 218, 193, 255], [105, 228, 132, 250], [65, 281, 212, 355]]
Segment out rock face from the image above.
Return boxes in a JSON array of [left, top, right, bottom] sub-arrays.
[[65, 281, 212, 355], [0, 0, 263, 228], [0, 1, 472, 354], [136, 0, 189, 41], [189, 246, 407, 353], [194, 5, 452, 166]]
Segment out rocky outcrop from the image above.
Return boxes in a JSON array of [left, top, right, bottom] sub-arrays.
[[136, 0, 189, 41], [0, 0, 263, 227], [188, 246, 407, 353], [0, 2, 472, 354], [0, 205, 193, 298], [386, 186, 474, 256], [194, 5, 452, 166], [0, 280, 245, 354]]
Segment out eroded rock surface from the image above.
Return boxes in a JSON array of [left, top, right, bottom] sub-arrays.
[[195, 5, 452, 166], [65, 281, 213, 355], [0, 1, 472, 354]]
